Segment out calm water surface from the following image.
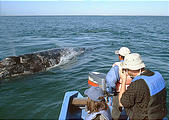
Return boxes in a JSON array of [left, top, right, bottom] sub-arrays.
[[0, 16, 168, 119]]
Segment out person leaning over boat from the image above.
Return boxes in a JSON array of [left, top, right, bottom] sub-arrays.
[[119, 53, 167, 119], [106, 47, 132, 119], [84, 86, 112, 120]]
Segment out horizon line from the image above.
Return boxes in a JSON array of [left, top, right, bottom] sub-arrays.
[[1, 0, 169, 1], [1, 14, 169, 17]]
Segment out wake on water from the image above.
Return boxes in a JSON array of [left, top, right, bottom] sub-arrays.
[[47, 48, 85, 68]]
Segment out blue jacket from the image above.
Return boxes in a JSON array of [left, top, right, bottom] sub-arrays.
[[106, 65, 120, 94]]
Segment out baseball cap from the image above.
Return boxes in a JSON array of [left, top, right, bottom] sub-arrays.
[[84, 86, 104, 102], [115, 47, 131, 56]]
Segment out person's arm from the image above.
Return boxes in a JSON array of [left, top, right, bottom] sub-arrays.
[[120, 79, 149, 108], [118, 70, 127, 107]]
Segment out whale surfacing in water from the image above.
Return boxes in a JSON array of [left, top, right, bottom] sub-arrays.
[[0, 48, 85, 79]]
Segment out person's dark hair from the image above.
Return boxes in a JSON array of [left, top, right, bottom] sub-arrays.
[[120, 55, 125, 60], [86, 97, 108, 114]]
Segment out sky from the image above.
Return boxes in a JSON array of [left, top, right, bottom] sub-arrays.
[[0, 0, 169, 16]]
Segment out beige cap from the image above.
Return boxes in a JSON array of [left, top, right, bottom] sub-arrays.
[[115, 47, 131, 56], [121, 53, 145, 70]]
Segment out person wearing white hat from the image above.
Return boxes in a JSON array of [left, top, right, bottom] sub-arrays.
[[106, 47, 132, 120], [119, 53, 167, 119], [114, 47, 131, 62], [113, 47, 132, 92]]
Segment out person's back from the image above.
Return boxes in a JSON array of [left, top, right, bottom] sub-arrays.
[[106, 47, 131, 120], [119, 53, 167, 119], [85, 109, 112, 120], [131, 70, 167, 119], [106, 47, 131, 94], [84, 86, 112, 120]]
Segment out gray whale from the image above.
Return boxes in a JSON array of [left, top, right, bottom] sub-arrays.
[[0, 48, 85, 79]]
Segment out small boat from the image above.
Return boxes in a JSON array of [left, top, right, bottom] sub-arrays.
[[59, 72, 110, 120], [59, 72, 168, 120], [59, 72, 127, 120]]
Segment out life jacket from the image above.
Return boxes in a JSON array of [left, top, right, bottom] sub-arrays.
[[85, 109, 112, 120], [132, 71, 167, 119], [113, 61, 132, 92]]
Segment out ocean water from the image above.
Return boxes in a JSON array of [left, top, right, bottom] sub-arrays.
[[0, 16, 168, 119]]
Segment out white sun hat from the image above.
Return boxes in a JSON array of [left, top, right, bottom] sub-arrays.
[[121, 53, 145, 70], [115, 47, 131, 56]]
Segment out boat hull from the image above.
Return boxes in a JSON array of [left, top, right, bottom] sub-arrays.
[[59, 91, 87, 120]]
